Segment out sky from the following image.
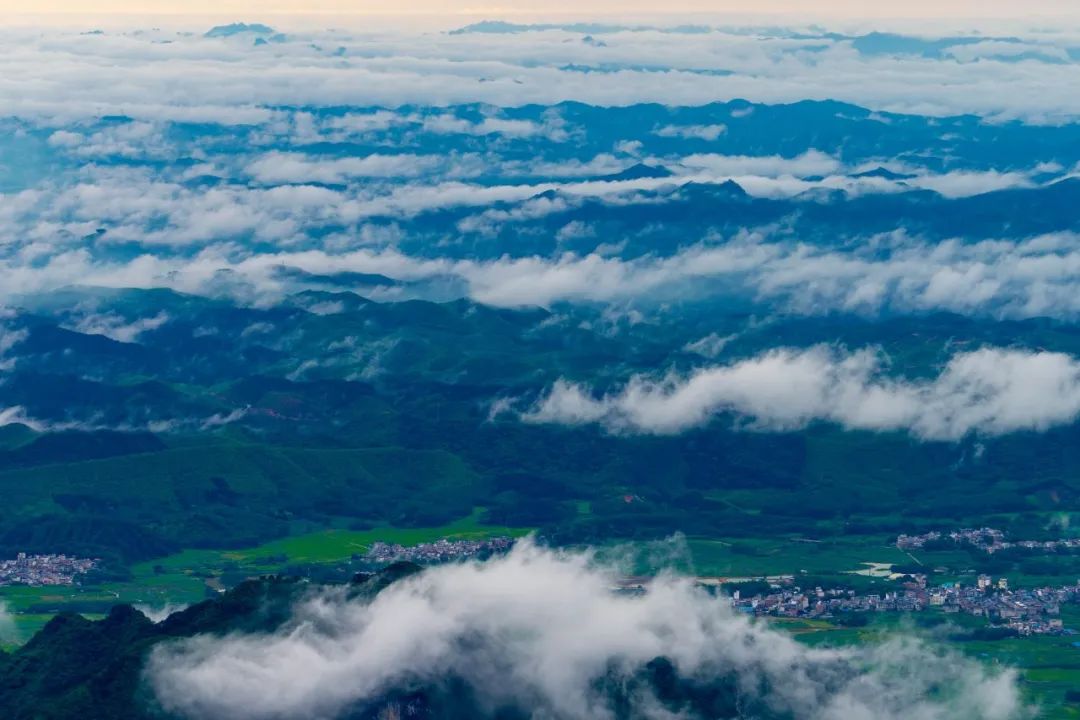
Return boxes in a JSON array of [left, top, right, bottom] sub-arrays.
[[2, 0, 1079, 19]]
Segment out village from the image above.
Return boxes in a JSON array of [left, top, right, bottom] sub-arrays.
[[0, 553, 98, 587], [364, 534, 1080, 636], [365, 537, 515, 564], [6, 533, 1075, 637], [722, 573, 1080, 636], [897, 527, 1080, 554]]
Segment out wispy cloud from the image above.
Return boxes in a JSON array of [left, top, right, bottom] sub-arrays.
[[0, 404, 250, 435], [0, 602, 18, 645], [0, 321, 28, 371], [69, 311, 169, 343]]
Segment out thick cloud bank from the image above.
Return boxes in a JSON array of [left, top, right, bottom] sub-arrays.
[[524, 346, 1080, 439], [148, 542, 1023, 720]]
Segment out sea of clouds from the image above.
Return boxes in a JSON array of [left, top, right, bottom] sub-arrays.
[[3, 17, 1080, 447], [2, 21, 1080, 318]]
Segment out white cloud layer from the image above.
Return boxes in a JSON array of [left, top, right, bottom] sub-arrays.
[[3, 23, 1080, 122], [10, 229, 1080, 319], [455, 231, 1080, 318], [246, 152, 450, 184], [148, 541, 1024, 720], [523, 346, 1080, 440]]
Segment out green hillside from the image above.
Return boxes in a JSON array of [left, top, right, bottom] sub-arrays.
[[0, 444, 487, 559]]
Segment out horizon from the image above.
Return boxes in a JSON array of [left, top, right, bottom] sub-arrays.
[[2, 0, 1079, 14], [3, 0, 1080, 23]]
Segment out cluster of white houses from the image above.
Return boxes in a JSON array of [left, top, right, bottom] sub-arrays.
[[0, 553, 97, 587]]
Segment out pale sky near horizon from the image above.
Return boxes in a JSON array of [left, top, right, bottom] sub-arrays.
[[0, 0, 1077, 19]]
